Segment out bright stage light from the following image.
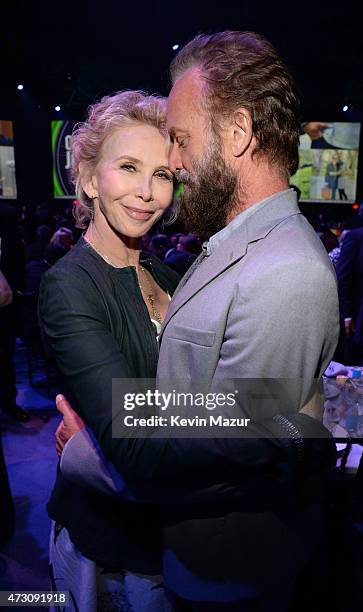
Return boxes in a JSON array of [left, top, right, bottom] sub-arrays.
[[17, 84, 24, 91], [343, 105, 348, 112], [55, 105, 61, 112], [172, 44, 179, 51]]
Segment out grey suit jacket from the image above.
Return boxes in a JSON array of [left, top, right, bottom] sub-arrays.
[[157, 189, 339, 407]]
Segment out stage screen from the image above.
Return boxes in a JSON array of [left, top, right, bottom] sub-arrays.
[[0, 120, 17, 199], [52, 120, 77, 198], [290, 122, 361, 203]]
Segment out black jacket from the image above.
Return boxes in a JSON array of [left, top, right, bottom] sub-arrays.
[[39, 236, 180, 572], [336, 227, 363, 346]]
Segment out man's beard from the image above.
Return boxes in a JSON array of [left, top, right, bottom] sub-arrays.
[[175, 137, 238, 241]]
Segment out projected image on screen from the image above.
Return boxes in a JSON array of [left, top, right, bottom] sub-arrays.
[[290, 122, 361, 203], [52, 120, 77, 197], [0, 120, 17, 199]]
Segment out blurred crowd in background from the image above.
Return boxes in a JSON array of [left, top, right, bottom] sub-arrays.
[[1, 197, 363, 425]]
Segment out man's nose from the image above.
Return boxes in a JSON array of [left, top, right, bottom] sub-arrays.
[[168, 144, 183, 174]]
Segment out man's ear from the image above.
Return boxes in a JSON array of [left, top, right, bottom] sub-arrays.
[[80, 162, 98, 200], [229, 109, 253, 157]]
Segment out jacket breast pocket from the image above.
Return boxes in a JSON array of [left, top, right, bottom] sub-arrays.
[[168, 324, 216, 347]]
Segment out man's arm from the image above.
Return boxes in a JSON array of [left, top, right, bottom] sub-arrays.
[[212, 250, 338, 462]]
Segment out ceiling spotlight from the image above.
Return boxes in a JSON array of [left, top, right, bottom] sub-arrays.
[[17, 84, 24, 91], [172, 44, 179, 51], [343, 105, 348, 112], [55, 105, 61, 112]]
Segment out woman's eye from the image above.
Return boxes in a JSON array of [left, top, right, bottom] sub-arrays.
[[177, 139, 186, 148], [121, 164, 136, 172], [155, 171, 173, 181]]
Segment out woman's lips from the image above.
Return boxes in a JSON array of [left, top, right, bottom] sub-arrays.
[[123, 206, 155, 220]]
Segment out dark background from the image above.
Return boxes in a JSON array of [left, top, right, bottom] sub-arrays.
[[1, 0, 362, 223]]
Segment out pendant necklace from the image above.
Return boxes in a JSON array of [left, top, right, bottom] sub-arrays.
[[137, 265, 163, 324], [86, 236, 163, 323]]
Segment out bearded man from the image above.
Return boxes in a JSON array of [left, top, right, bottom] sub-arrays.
[[54, 32, 339, 611]]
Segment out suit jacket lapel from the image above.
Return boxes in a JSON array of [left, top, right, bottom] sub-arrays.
[[160, 222, 249, 332], [160, 191, 300, 335]]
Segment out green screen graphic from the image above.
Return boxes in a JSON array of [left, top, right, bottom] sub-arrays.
[[52, 120, 77, 198]]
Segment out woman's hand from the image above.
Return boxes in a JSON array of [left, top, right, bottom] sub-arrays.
[[55, 394, 85, 457]]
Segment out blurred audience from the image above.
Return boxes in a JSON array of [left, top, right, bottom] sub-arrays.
[[317, 228, 339, 254], [50, 227, 74, 250], [165, 234, 201, 276], [328, 230, 350, 268], [148, 233, 170, 261], [164, 232, 185, 260]]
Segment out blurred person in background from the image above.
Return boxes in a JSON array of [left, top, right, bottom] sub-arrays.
[[0, 202, 29, 422], [317, 228, 339, 254], [0, 270, 15, 544], [164, 232, 185, 260], [148, 233, 170, 260], [164, 234, 201, 276], [336, 226, 363, 364], [325, 152, 343, 200], [328, 229, 350, 268], [50, 226, 74, 251]]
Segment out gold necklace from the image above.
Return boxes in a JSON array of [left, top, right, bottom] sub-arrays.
[[137, 265, 163, 324], [86, 237, 163, 323], [86, 237, 123, 268]]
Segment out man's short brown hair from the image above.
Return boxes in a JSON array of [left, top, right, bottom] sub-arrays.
[[170, 31, 300, 176]]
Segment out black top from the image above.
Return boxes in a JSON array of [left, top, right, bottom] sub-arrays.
[[38, 236, 180, 572]]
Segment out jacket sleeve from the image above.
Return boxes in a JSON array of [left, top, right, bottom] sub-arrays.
[[38, 265, 133, 431], [60, 428, 270, 505]]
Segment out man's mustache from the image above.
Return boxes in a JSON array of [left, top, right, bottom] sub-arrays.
[[174, 169, 193, 185]]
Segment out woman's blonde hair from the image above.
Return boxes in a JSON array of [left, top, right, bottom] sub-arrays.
[[71, 90, 168, 228]]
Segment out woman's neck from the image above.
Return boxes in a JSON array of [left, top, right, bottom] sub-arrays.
[[85, 220, 140, 269]]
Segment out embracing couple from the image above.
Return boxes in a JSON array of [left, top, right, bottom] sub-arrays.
[[39, 31, 339, 612]]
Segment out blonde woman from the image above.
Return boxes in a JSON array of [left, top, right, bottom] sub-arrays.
[[39, 91, 179, 611]]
